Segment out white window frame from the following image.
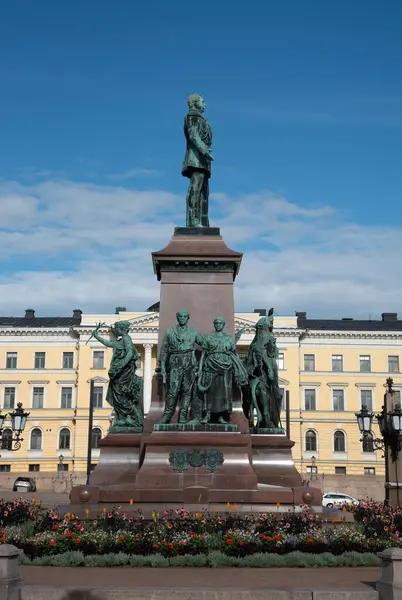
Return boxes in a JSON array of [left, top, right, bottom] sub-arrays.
[[388, 355, 400, 374], [332, 388, 345, 412], [5, 352, 18, 369], [60, 386, 73, 409], [304, 354, 316, 372], [358, 387, 375, 412], [331, 354, 343, 372], [91, 426, 103, 449], [29, 427, 43, 451], [92, 385, 104, 409], [333, 429, 347, 453], [62, 352, 74, 370], [277, 352, 285, 370], [2, 385, 17, 410], [92, 350, 105, 369], [57, 427, 71, 451], [304, 429, 318, 453], [31, 386, 46, 409], [34, 351, 46, 370], [304, 388, 317, 411], [359, 355, 371, 373]]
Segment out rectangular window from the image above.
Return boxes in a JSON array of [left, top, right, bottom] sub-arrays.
[[332, 355, 343, 372], [388, 356, 399, 374], [61, 387, 72, 409], [304, 354, 315, 372], [34, 352, 46, 369], [0, 465, 11, 472], [277, 352, 284, 370], [6, 352, 17, 369], [29, 464, 40, 472], [57, 463, 69, 472], [32, 387, 44, 409], [361, 390, 373, 412], [304, 389, 316, 411], [395, 390, 401, 403], [93, 386, 103, 408], [364, 467, 375, 476], [3, 387, 15, 410], [333, 389, 345, 411], [359, 355, 371, 373], [63, 352, 74, 369], [335, 466, 346, 475], [93, 351, 105, 369]]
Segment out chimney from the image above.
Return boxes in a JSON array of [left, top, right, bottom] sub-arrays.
[[73, 309, 82, 320], [382, 313, 398, 322], [253, 308, 267, 316], [296, 311, 307, 319], [115, 306, 127, 314], [25, 309, 35, 319]]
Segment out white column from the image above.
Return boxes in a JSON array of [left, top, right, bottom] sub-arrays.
[[143, 344, 153, 414]]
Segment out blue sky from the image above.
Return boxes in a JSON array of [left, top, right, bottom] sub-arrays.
[[1, 0, 402, 318]]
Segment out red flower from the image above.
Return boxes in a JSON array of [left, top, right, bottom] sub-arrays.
[[49, 540, 56, 547], [274, 535, 280, 542], [153, 544, 159, 549], [190, 532, 197, 537], [200, 536, 206, 541], [226, 539, 233, 545], [178, 540, 184, 546], [240, 541, 244, 546], [74, 538, 81, 544], [120, 538, 126, 542], [51, 525, 58, 531], [168, 543, 174, 549]]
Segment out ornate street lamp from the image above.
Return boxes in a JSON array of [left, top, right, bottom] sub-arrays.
[[0, 403, 29, 452], [355, 378, 402, 504]]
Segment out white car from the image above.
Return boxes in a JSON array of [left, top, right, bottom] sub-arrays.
[[322, 492, 359, 508]]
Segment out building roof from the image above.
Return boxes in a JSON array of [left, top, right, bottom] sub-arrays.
[[297, 314, 402, 332], [0, 309, 82, 328]]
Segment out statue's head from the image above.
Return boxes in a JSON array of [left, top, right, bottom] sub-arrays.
[[213, 316, 225, 332], [187, 93, 206, 113], [176, 309, 190, 326], [114, 320, 130, 336]]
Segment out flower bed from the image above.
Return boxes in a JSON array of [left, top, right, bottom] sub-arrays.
[[0, 498, 398, 567]]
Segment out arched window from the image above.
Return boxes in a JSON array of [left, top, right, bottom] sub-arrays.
[[58, 428, 70, 450], [91, 427, 102, 449], [30, 428, 42, 450], [334, 430, 346, 453], [1, 428, 12, 451], [305, 429, 317, 452], [362, 432, 374, 453]]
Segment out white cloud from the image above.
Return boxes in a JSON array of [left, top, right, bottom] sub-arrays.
[[0, 177, 400, 320], [108, 168, 163, 180]]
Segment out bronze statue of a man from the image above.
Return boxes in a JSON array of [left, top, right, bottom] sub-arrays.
[[159, 309, 204, 424], [182, 94, 213, 228]]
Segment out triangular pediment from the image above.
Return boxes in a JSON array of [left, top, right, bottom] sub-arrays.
[[234, 316, 259, 332], [128, 313, 159, 328], [88, 376, 108, 383]]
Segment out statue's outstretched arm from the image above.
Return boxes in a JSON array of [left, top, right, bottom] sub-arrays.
[[92, 330, 115, 348]]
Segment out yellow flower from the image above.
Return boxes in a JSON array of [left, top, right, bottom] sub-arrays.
[[167, 523, 172, 529], [71, 513, 75, 519], [31, 498, 36, 504]]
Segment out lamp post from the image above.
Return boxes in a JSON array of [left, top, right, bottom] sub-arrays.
[[311, 455, 317, 481], [58, 454, 65, 478], [0, 403, 29, 452], [355, 378, 402, 505]]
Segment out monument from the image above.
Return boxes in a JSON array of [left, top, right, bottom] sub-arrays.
[[70, 94, 321, 510]]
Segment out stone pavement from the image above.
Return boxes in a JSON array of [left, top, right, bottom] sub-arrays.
[[20, 566, 380, 589]]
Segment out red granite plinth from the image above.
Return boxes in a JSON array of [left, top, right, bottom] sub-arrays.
[[70, 433, 142, 504], [134, 431, 257, 503]]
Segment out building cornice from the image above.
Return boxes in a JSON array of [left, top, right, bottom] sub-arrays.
[[304, 330, 402, 340]]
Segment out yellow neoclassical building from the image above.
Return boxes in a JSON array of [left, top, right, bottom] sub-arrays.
[[0, 306, 401, 483]]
